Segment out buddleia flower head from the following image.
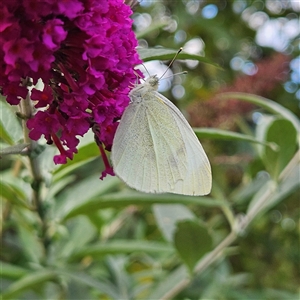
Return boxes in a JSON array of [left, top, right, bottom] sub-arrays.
[[0, 0, 141, 178]]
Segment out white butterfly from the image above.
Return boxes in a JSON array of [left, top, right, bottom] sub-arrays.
[[111, 74, 212, 196]]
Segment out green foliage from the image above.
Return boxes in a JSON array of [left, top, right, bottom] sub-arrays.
[[0, 98, 23, 145], [1, 1, 299, 299], [259, 117, 297, 178], [174, 220, 213, 272], [138, 47, 219, 67]]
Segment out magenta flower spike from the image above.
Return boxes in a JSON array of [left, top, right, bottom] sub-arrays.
[[0, 0, 141, 178]]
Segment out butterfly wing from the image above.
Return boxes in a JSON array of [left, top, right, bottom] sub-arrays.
[[111, 90, 211, 195], [154, 91, 212, 195], [111, 90, 190, 194]]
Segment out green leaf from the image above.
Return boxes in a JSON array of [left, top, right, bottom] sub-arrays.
[[146, 266, 188, 299], [263, 288, 300, 300], [0, 180, 31, 209], [104, 256, 131, 299], [255, 116, 298, 179], [54, 175, 120, 221], [255, 114, 275, 157], [153, 204, 195, 243], [220, 93, 300, 141], [68, 240, 173, 262], [248, 159, 300, 216], [53, 157, 97, 182], [231, 172, 269, 204], [247, 151, 300, 222], [137, 47, 219, 67], [57, 269, 120, 299], [194, 128, 276, 149], [17, 220, 44, 263], [174, 220, 213, 272], [35, 145, 57, 175], [1, 169, 32, 198], [266, 160, 300, 211], [0, 99, 23, 144], [58, 216, 97, 259], [263, 118, 297, 179], [61, 189, 225, 221], [46, 175, 75, 200], [1, 269, 57, 299], [0, 262, 29, 280], [54, 132, 99, 176]]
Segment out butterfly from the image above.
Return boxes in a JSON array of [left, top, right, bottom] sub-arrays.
[[111, 69, 212, 196]]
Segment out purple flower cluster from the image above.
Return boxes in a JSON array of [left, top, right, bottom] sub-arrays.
[[0, 0, 141, 177]]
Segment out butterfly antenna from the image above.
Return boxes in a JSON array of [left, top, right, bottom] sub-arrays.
[[159, 47, 183, 80], [160, 71, 188, 81], [141, 63, 151, 78]]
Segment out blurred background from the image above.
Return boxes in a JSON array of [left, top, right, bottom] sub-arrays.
[[133, 0, 299, 109], [1, 0, 299, 299]]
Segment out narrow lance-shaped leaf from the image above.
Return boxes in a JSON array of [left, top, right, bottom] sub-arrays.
[[1, 269, 57, 299], [1, 262, 29, 280], [138, 47, 219, 67], [146, 266, 188, 300], [220, 93, 300, 141], [0, 181, 31, 209], [68, 240, 173, 262], [60, 190, 225, 221], [0, 99, 23, 144], [194, 128, 277, 149]]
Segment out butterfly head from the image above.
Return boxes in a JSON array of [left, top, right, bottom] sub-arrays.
[[145, 75, 159, 91]]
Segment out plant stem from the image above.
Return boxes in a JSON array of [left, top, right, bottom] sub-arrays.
[[19, 92, 50, 257]]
